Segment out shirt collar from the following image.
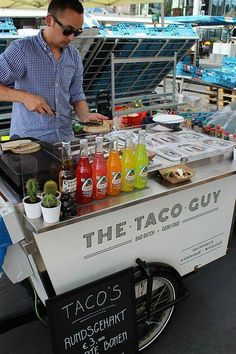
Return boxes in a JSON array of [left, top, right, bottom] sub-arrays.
[[37, 29, 69, 54], [37, 29, 50, 51]]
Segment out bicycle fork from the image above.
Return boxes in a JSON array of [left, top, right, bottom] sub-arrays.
[[135, 258, 189, 323]]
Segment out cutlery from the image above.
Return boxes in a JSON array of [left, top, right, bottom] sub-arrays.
[[53, 111, 103, 126]]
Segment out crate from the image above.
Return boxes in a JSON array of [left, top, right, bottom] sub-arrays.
[[218, 88, 236, 107], [0, 18, 17, 35], [206, 86, 218, 105], [178, 111, 213, 123], [102, 23, 196, 37]]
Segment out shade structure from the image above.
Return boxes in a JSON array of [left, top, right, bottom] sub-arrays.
[[164, 15, 236, 27], [0, 0, 164, 9]]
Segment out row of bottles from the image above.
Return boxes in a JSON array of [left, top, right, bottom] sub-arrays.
[[121, 131, 148, 191], [186, 119, 236, 141], [58, 131, 149, 216]]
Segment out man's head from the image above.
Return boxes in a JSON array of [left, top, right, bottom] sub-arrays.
[[45, 0, 84, 48]]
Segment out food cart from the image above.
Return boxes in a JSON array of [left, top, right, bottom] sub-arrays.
[[0, 19, 235, 353], [0, 127, 236, 352]]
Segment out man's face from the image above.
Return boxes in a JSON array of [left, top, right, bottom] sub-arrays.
[[47, 8, 84, 48]]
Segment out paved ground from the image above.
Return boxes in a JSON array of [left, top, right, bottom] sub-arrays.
[[0, 232, 236, 354]]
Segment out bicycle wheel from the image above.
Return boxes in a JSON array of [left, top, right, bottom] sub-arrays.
[[134, 267, 180, 351]]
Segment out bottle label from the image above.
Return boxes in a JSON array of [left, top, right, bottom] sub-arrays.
[[62, 178, 76, 193], [112, 172, 121, 187], [139, 166, 148, 178], [125, 169, 135, 184], [96, 176, 107, 192], [81, 178, 93, 196]]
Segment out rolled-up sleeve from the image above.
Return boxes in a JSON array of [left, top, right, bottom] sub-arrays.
[[0, 40, 25, 85], [69, 52, 86, 104]]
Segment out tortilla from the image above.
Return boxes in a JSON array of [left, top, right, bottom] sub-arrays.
[[11, 142, 41, 154], [1, 139, 32, 151], [82, 120, 111, 134]]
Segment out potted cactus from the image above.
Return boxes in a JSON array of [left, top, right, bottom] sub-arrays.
[[41, 180, 61, 200], [23, 178, 42, 219], [41, 193, 61, 223]]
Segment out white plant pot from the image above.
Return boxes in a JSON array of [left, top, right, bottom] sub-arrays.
[[23, 196, 42, 219], [41, 201, 61, 224]]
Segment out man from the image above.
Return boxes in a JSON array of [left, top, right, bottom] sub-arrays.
[[0, 0, 107, 143]]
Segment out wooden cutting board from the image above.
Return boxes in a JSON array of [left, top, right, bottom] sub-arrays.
[[11, 142, 41, 154]]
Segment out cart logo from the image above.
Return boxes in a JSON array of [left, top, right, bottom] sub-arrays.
[[82, 190, 221, 249]]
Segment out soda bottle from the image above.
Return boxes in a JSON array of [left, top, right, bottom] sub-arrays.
[[135, 130, 149, 189], [76, 139, 93, 204], [121, 134, 135, 192], [58, 141, 77, 217], [92, 137, 107, 200], [106, 138, 122, 196]]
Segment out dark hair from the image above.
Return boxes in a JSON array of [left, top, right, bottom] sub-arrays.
[[48, 0, 84, 15]]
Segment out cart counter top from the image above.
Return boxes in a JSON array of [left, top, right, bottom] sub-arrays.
[[8, 154, 233, 234]]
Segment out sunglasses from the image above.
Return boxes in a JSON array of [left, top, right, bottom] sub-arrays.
[[50, 14, 83, 37]]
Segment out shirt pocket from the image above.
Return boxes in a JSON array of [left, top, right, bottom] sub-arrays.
[[61, 65, 75, 91]]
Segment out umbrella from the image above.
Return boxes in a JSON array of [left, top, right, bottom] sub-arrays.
[[0, 0, 164, 9]]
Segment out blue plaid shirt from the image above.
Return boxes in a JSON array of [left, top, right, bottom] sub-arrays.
[[0, 30, 86, 143]]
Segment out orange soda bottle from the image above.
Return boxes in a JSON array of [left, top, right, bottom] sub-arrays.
[[106, 138, 122, 196]]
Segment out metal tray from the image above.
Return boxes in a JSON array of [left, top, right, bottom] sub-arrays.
[[156, 146, 186, 162]]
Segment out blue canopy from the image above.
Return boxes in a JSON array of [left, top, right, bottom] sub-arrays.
[[164, 16, 236, 26]]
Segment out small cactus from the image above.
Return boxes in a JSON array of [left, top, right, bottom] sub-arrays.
[[44, 180, 58, 196], [26, 178, 39, 203], [42, 193, 59, 208]]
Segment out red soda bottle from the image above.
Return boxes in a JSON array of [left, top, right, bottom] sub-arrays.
[[76, 139, 93, 204], [92, 137, 107, 200]]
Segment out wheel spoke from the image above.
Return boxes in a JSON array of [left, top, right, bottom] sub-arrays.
[[135, 274, 178, 351]]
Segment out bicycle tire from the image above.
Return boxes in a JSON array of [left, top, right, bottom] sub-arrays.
[[134, 265, 181, 351]]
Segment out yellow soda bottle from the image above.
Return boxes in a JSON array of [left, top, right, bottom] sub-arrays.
[[121, 134, 135, 192], [135, 130, 148, 189]]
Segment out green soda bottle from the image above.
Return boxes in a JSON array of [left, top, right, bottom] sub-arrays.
[[135, 130, 148, 189], [121, 134, 135, 192]]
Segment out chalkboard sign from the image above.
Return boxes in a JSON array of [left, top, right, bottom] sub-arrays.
[[46, 267, 138, 354]]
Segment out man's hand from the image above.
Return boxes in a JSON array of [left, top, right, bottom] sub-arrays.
[[83, 112, 109, 122], [22, 92, 54, 116], [73, 101, 109, 123]]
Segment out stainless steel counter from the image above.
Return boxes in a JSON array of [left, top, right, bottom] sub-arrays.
[[22, 154, 236, 234]]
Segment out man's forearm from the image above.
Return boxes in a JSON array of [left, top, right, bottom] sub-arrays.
[[0, 83, 26, 103], [73, 100, 90, 122]]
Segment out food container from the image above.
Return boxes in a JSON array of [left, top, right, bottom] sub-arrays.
[[152, 133, 182, 145], [159, 163, 195, 184], [156, 146, 186, 162], [174, 131, 205, 141], [176, 142, 215, 158]]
